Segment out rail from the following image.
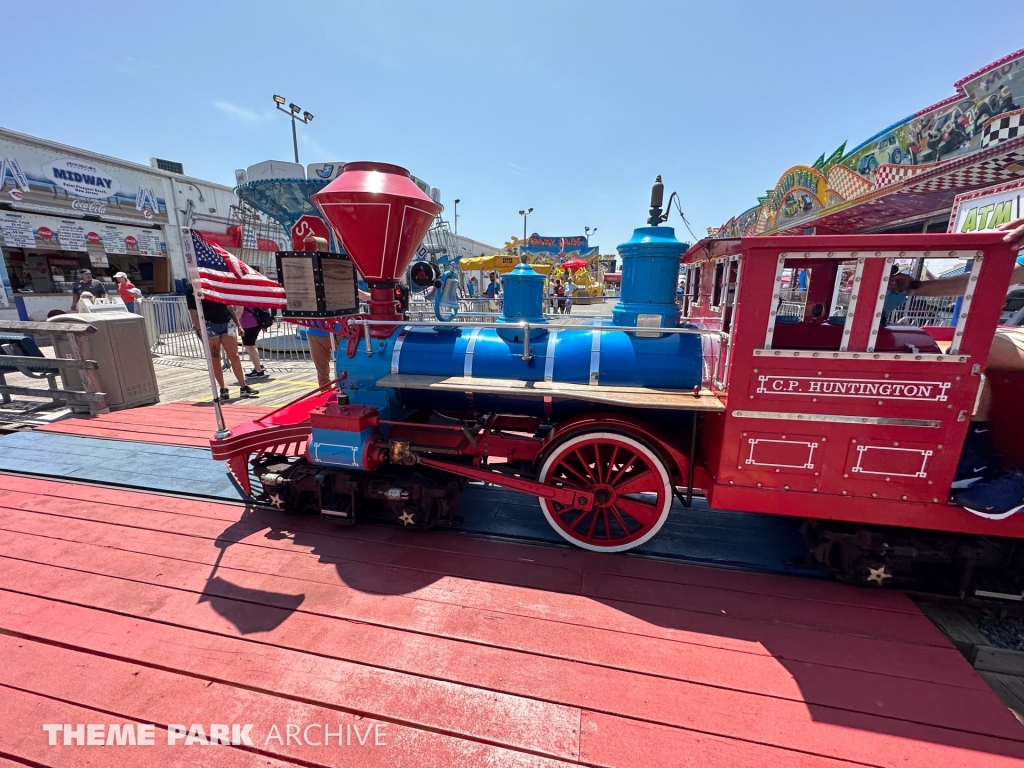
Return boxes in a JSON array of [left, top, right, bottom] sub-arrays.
[[0, 320, 107, 415]]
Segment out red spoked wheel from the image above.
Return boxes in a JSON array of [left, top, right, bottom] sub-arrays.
[[537, 431, 673, 552]]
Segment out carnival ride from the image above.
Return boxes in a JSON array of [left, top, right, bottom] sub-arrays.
[[210, 161, 1024, 590]]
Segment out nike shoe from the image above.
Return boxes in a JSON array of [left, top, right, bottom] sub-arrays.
[[952, 423, 1002, 489], [239, 385, 259, 398], [246, 368, 268, 380], [953, 468, 1024, 520], [218, 387, 230, 401]]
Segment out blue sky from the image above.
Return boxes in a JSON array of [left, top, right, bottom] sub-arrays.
[[1, 1, 1020, 253]]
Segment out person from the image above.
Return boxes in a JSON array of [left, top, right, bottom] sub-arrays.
[[547, 278, 556, 313], [485, 271, 500, 311], [71, 269, 107, 312], [237, 307, 268, 380], [554, 279, 566, 314], [185, 283, 257, 400], [564, 276, 577, 315], [467, 276, 477, 298], [887, 217, 1024, 518], [113, 272, 142, 313]]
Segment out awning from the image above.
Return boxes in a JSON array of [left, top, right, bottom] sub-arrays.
[[459, 253, 552, 274], [196, 226, 279, 252]]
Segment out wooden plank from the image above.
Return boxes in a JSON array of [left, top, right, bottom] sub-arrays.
[[0, 384, 106, 401], [1, 589, 1021, 767], [580, 568, 950, 646], [979, 671, 1024, 726], [0, 354, 98, 369], [0, 590, 581, 760], [377, 373, 726, 411], [918, 601, 990, 655], [0, 635, 575, 768], [0, 319, 96, 334], [0, 685, 298, 768], [0, 527, 1011, 736], [975, 647, 1024, 676]]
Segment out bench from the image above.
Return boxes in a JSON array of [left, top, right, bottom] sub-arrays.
[[0, 321, 107, 416]]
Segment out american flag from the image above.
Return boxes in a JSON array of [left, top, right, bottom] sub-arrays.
[[190, 229, 287, 308]]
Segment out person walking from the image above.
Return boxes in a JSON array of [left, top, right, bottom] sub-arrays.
[[237, 307, 269, 380], [71, 269, 107, 312], [547, 278, 556, 313], [485, 271, 501, 311], [185, 283, 257, 400], [564, 276, 577, 315], [113, 272, 142, 313], [554, 279, 566, 314]]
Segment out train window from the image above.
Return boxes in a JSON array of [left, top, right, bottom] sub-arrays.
[[711, 260, 726, 308], [691, 264, 702, 305], [720, 259, 740, 333], [763, 251, 975, 356]]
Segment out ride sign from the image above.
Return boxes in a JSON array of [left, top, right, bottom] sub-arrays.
[[290, 215, 331, 250]]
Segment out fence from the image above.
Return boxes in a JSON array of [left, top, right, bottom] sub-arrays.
[[140, 296, 313, 362]]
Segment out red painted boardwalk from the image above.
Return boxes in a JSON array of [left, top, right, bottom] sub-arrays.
[[0, 473, 1021, 766], [36, 401, 271, 447]]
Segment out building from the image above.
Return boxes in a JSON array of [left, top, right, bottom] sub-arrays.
[[0, 127, 281, 321], [716, 48, 1024, 238]]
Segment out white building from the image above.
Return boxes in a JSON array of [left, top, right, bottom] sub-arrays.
[[0, 127, 276, 321]]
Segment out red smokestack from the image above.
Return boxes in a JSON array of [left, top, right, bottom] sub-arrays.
[[311, 162, 440, 283]]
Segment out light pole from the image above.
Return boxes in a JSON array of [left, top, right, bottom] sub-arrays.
[[585, 226, 597, 244], [273, 95, 314, 164], [454, 199, 460, 236], [519, 207, 533, 258]]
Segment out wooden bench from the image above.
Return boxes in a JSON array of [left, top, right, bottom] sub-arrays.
[[0, 321, 107, 416]]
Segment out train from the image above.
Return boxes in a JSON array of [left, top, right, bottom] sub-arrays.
[[209, 161, 1024, 591]]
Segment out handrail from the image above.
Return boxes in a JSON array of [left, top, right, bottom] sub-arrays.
[[356, 317, 729, 340]]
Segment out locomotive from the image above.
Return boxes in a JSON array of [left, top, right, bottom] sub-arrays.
[[210, 161, 1024, 589]]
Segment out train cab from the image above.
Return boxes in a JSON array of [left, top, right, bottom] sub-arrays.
[[681, 232, 1024, 587]]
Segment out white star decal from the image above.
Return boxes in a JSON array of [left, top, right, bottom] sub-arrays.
[[866, 565, 892, 585], [399, 511, 415, 526], [268, 492, 285, 509]]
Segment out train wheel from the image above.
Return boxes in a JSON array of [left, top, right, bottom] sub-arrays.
[[538, 431, 673, 552]]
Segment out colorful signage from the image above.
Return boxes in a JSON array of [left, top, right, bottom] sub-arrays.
[[0, 133, 169, 225], [720, 48, 1024, 237], [42, 158, 121, 200], [522, 234, 598, 263], [948, 178, 1024, 233]]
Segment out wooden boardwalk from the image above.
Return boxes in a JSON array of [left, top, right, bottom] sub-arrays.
[[1, 403, 1023, 765], [36, 399, 270, 447], [1, 486, 1023, 765]]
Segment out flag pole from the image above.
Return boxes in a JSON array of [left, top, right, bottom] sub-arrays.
[[180, 227, 231, 439]]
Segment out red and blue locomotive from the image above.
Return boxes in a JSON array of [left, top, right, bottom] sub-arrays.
[[211, 161, 1024, 588]]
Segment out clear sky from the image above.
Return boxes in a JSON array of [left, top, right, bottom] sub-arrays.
[[1, 1, 1020, 253]]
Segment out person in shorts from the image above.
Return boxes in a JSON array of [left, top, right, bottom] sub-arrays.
[[888, 217, 1024, 518], [185, 284, 257, 400], [237, 307, 268, 380]]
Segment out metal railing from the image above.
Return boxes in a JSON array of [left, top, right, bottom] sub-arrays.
[[140, 296, 315, 362], [886, 295, 957, 327]]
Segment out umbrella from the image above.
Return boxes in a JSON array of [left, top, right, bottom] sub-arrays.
[[560, 257, 590, 270]]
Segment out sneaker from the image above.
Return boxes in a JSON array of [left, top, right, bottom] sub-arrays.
[[218, 387, 230, 401], [239, 385, 259, 398], [952, 423, 1002, 489], [246, 368, 268, 380], [953, 468, 1024, 520]]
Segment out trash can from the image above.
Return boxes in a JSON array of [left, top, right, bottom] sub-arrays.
[[49, 313, 160, 412]]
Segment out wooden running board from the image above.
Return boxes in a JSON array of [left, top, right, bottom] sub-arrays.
[[376, 374, 725, 412]]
